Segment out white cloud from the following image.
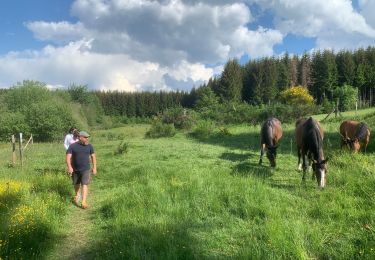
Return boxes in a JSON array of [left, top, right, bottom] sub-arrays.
[[2, 0, 374, 92], [69, 0, 281, 64], [26, 21, 87, 44], [0, 0, 283, 91], [359, 0, 375, 28], [252, 0, 375, 50], [0, 41, 216, 91]]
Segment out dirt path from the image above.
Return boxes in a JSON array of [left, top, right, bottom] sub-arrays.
[[46, 187, 99, 260]]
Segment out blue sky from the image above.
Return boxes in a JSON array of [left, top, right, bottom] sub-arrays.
[[0, 0, 374, 91]]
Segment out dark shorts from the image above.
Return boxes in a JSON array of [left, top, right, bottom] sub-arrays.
[[72, 170, 91, 185]]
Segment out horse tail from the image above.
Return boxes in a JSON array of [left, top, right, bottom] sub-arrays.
[[261, 119, 274, 147], [356, 123, 369, 141]]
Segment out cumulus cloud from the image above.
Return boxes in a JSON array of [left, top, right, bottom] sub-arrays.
[[251, 0, 375, 50], [2, 0, 373, 91], [69, 0, 282, 65], [26, 21, 88, 44], [1, 0, 284, 91], [0, 41, 216, 92], [359, 0, 375, 28]]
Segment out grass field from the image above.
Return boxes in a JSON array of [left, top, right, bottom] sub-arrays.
[[1, 109, 375, 259]]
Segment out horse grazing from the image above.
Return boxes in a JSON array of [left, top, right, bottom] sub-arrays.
[[339, 120, 370, 153], [259, 117, 283, 167], [295, 117, 328, 188]]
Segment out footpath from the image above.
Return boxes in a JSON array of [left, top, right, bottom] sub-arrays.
[[46, 182, 99, 260]]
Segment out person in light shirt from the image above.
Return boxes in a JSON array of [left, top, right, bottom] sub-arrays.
[[64, 127, 79, 150]]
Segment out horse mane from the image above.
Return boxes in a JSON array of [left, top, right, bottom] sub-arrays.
[[355, 122, 369, 141], [304, 117, 324, 160], [295, 117, 306, 128]]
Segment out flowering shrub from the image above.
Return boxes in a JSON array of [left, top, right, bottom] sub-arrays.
[[0, 179, 67, 259], [280, 86, 314, 105]]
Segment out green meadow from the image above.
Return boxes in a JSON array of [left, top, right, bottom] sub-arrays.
[[1, 109, 375, 259]]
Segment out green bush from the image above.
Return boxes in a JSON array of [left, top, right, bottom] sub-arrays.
[[25, 101, 76, 142], [146, 120, 176, 138], [0, 81, 84, 142], [114, 141, 129, 155], [333, 84, 358, 111], [0, 112, 30, 141], [198, 102, 260, 124], [320, 98, 336, 114], [162, 107, 197, 130], [195, 102, 317, 125], [191, 120, 216, 138], [257, 103, 318, 123], [5, 80, 51, 113]]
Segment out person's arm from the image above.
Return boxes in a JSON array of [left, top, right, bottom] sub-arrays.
[[64, 135, 70, 150], [66, 153, 74, 176], [91, 153, 97, 175]]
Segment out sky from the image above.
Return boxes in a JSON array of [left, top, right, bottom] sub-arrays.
[[0, 0, 375, 92]]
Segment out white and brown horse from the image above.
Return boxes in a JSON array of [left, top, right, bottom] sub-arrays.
[[259, 118, 283, 167], [295, 117, 328, 188], [339, 120, 370, 153]]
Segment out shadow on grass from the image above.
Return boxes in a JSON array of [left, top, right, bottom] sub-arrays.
[[219, 152, 253, 162], [189, 128, 300, 156], [77, 222, 211, 259], [231, 161, 273, 179], [34, 166, 66, 175], [190, 123, 375, 156]]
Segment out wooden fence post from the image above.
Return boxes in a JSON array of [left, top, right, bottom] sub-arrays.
[[290, 138, 293, 155], [355, 101, 358, 116], [19, 133, 23, 167], [12, 135, 16, 165]]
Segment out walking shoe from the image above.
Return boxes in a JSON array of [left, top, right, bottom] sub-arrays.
[[72, 196, 79, 207], [81, 201, 89, 209]]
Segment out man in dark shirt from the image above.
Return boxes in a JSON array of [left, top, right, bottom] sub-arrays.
[[66, 131, 97, 209]]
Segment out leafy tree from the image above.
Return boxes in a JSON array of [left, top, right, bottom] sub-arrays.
[[26, 100, 76, 141], [5, 80, 51, 112], [333, 84, 358, 111], [0, 81, 79, 141], [0, 112, 30, 141], [68, 84, 92, 104]]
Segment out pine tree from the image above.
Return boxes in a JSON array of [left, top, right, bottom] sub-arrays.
[[262, 57, 278, 103], [336, 50, 355, 86], [298, 52, 312, 88], [217, 59, 243, 102], [289, 55, 299, 87], [277, 59, 289, 91]]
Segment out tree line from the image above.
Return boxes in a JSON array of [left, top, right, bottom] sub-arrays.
[[94, 46, 375, 117]]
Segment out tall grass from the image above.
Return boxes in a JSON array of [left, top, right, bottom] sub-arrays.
[[0, 143, 70, 259], [1, 110, 375, 259]]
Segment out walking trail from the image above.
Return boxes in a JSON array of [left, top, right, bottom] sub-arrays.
[[46, 184, 99, 260]]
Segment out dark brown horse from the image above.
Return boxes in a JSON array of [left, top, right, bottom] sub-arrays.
[[295, 117, 328, 188], [259, 118, 283, 167], [339, 120, 370, 153]]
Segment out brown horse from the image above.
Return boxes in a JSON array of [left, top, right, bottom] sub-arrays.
[[259, 117, 283, 167], [295, 117, 328, 188], [339, 120, 370, 153]]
